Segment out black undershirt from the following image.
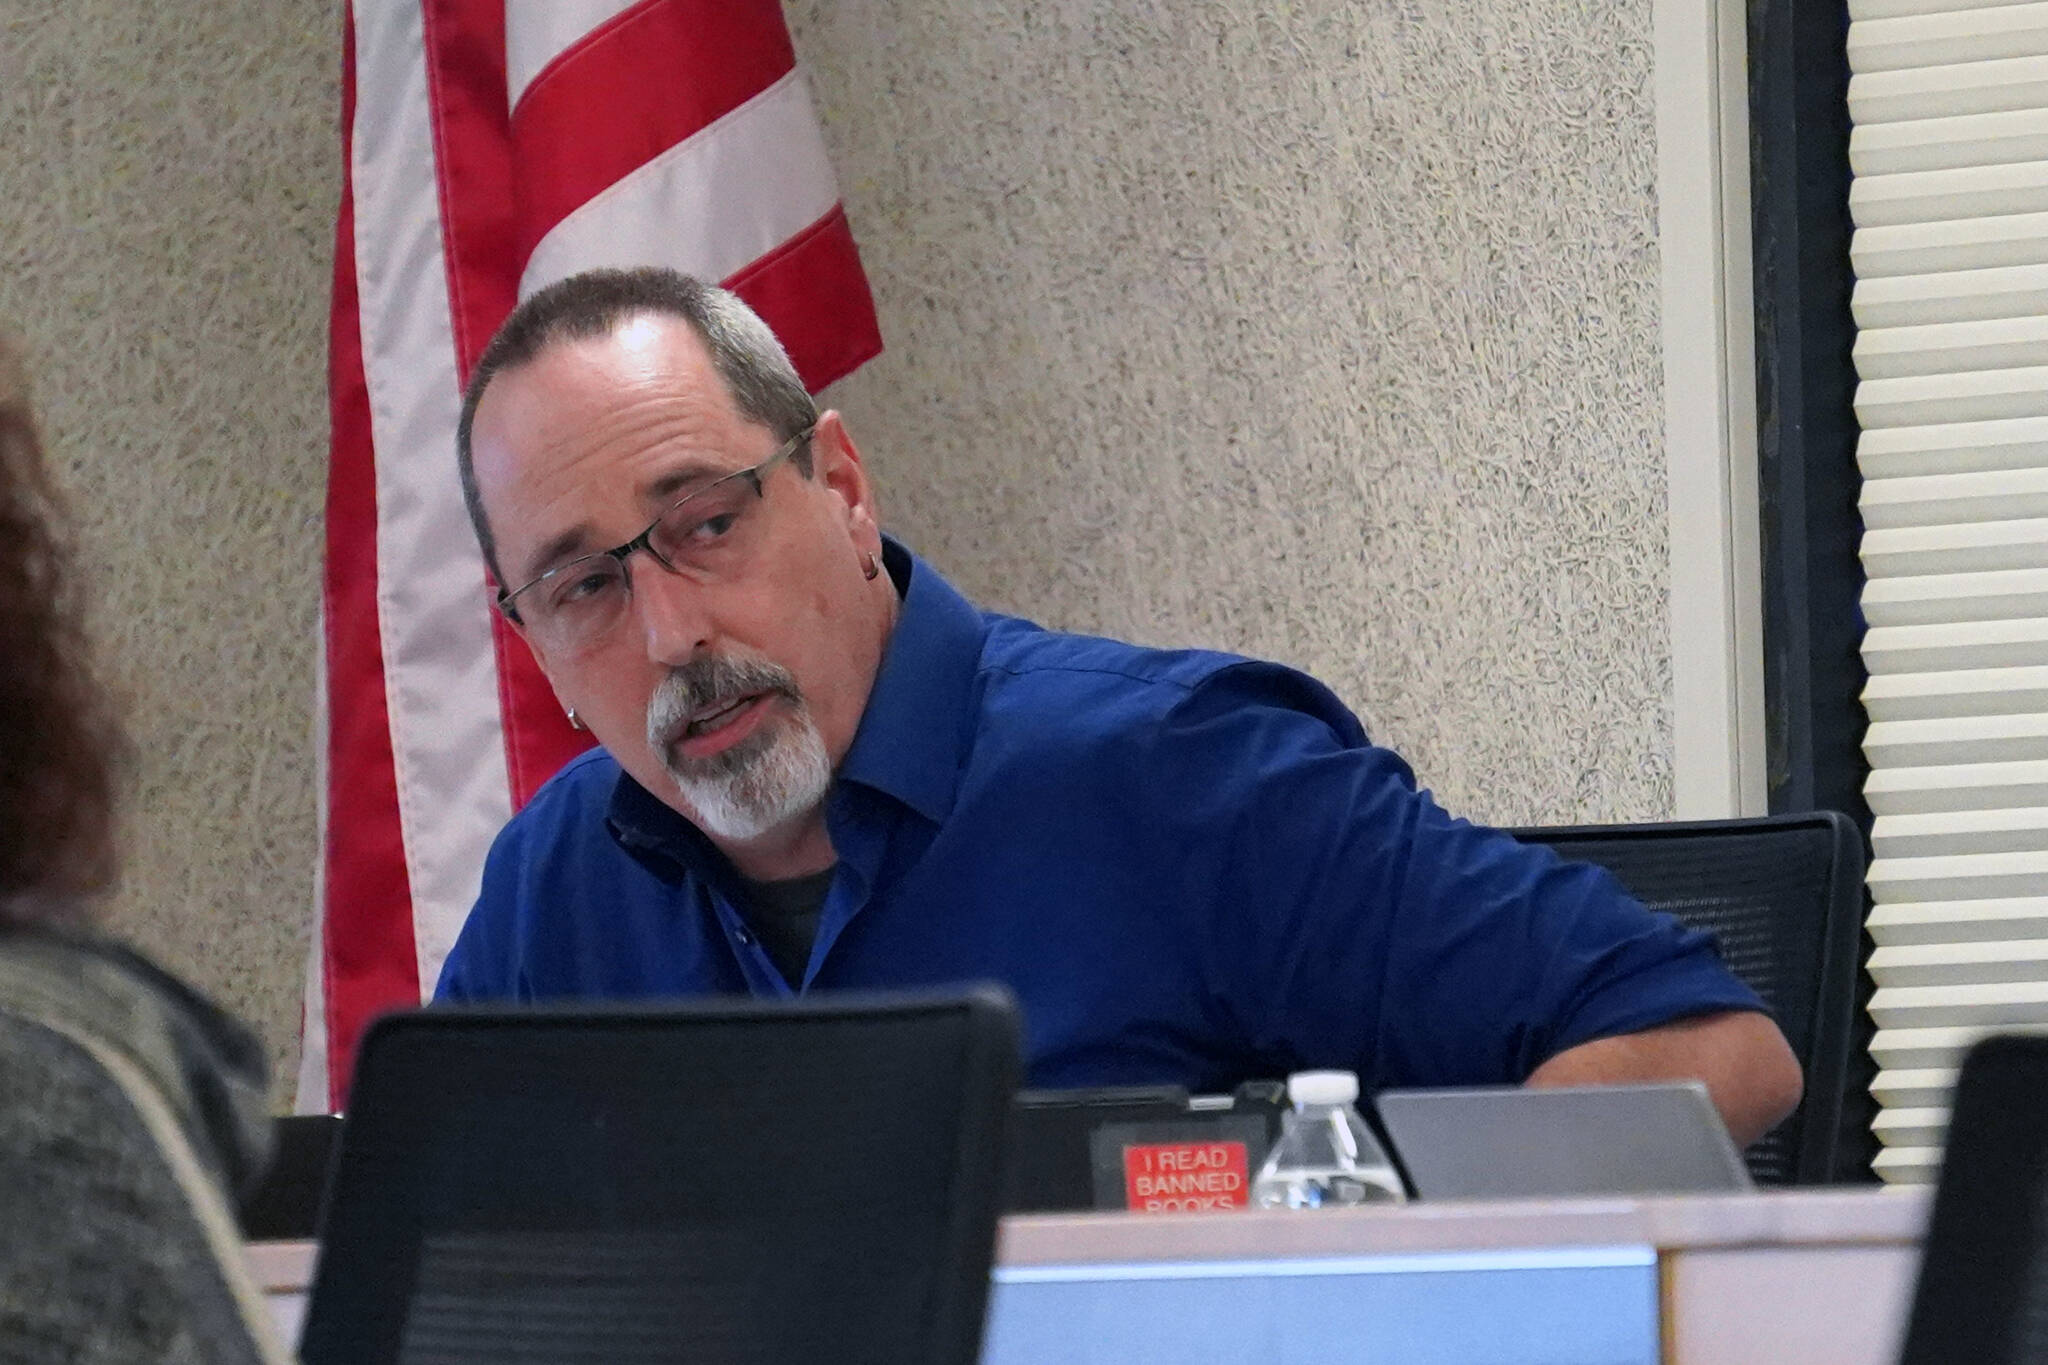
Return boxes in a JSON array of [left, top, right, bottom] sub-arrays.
[[736, 866, 836, 988]]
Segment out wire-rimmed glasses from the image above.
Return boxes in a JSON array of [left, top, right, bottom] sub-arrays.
[[497, 425, 814, 655]]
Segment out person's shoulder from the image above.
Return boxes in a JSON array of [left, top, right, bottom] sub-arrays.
[[462, 749, 634, 940], [522, 743, 623, 807], [978, 613, 1243, 703], [972, 616, 1369, 749], [0, 931, 279, 1363], [495, 745, 622, 845], [469, 746, 642, 932], [448, 748, 637, 1001], [0, 929, 272, 1195]]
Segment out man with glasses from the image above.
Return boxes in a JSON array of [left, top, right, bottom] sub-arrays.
[[441, 267, 1802, 1146]]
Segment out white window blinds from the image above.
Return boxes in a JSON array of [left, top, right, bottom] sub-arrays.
[[1850, 0, 2048, 1184]]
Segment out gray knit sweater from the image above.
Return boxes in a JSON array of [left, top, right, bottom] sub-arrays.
[[0, 932, 287, 1364]]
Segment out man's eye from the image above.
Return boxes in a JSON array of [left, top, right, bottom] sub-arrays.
[[682, 510, 741, 543], [554, 569, 619, 606]]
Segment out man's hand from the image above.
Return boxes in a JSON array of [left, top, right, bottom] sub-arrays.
[[1525, 1011, 1803, 1148]]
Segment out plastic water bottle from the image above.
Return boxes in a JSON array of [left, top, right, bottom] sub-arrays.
[[1251, 1070, 1407, 1208]]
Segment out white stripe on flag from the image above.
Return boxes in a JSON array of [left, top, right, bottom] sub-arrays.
[[520, 69, 841, 298], [296, 622, 332, 1113], [295, 915, 330, 1112], [503, 0, 644, 113], [351, 0, 513, 1001]]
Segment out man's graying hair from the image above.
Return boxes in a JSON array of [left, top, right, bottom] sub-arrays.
[[456, 267, 819, 588]]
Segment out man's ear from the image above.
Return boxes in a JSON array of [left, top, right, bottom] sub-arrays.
[[811, 410, 881, 539]]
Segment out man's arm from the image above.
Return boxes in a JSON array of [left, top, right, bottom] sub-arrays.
[[1525, 1009, 1803, 1147]]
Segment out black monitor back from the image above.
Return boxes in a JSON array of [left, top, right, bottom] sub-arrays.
[[299, 989, 1021, 1365], [1898, 1034, 2048, 1365]]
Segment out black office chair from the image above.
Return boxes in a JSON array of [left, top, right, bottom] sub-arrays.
[[238, 1112, 342, 1240], [1511, 811, 1868, 1185], [298, 988, 1022, 1365], [1897, 1035, 2048, 1365]]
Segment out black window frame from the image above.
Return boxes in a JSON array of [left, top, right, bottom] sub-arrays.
[[1746, 0, 1876, 1181]]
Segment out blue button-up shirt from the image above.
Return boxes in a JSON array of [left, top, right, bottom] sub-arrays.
[[438, 543, 1763, 1091]]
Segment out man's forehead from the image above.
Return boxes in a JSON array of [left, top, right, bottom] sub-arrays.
[[472, 322, 731, 475], [470, 316, 753, 580], [483, 315, 718, 429]]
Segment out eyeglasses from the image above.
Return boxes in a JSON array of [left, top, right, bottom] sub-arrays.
[[498, 425, 814, 655]]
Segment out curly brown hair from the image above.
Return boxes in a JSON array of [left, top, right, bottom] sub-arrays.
[[0, 332, 122, 926]]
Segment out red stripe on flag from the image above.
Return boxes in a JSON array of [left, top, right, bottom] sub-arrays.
[[421, 0, 516, 379], [494, 617, 596, 805], [726, 205, 884, 393], [508, 0, 797, 266], [323, 5, 421, 1109], [423, 0, 594, 811]]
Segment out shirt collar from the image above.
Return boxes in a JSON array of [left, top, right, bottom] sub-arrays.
[[606, 535, 986, 854], [833, 536, 986, 825]]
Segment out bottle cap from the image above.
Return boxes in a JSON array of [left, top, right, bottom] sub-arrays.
[[1286, 1070, 1359, 1106]]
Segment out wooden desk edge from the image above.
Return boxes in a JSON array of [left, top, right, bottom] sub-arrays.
[[246, 1188, 1931, 1287], [998, 1188, 1929, 1265]]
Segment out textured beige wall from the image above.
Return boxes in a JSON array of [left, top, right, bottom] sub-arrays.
[[790, 0, 1672, 826], [1, 0, 1668, 1094], [0, 3, 337, 1096]]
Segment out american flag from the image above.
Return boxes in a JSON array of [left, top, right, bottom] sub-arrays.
[[301, 0, 882, 1111]]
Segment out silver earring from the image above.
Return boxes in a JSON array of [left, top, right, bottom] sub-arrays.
[[862, 552, 880, 581], [567, 707, 587, 732]]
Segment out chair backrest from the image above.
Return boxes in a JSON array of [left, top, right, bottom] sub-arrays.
[[299, 988, 1022, 1365], [238, 1112, 342, 1239], [1897, 1034, 2048, 1365], [1511, 811, 1868, 1185]]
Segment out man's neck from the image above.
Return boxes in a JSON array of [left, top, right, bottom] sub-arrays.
[[713, 809, 837, 882]]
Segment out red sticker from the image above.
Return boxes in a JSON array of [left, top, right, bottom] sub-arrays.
[[1121, 1140, 1251, 1212]]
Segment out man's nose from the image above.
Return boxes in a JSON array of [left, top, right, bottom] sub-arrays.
[[628, 557, 713, 664]]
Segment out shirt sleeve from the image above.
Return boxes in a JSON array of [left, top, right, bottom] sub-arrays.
[[1147, 662, 1768, 1089]]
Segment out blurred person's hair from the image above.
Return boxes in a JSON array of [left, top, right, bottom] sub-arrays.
[[0, 331, 122, 925]]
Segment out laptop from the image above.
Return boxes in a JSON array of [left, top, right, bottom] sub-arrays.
[[1004, 1082, 1286, 1212], [1375, 1081, 1753, 1199]]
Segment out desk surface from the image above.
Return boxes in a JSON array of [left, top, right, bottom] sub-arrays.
[[250, 1188, 1930, 1365], [997, 1185, 1928, 1263], [249, 1185, 1930, 1281]]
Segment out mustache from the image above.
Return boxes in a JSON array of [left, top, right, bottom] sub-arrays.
[[645, 654, 803, 747]]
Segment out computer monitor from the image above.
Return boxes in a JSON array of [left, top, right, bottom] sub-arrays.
[[1897, 1034, 2048, 1365], [299, 989, 1020, 1365]]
